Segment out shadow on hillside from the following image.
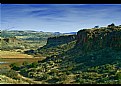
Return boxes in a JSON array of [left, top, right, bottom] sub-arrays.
[[61, 45, 121, 72]]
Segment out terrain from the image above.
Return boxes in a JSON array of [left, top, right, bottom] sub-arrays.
[[0, 30, 63, 68], [0, 30, 65, 50], [0, 23, 121, 84], [0, 30, 66, 83]]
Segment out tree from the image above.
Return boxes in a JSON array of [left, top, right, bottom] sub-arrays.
[[24, 49, 35, 55], [29, 62, 38, 68], [20, 68, 28, 76], [9, 63, 20, 71], [108, 23, 115, 27], [94, 26, 99, 28], [116, 71, 121, 80], [111, 23, 115, 26]]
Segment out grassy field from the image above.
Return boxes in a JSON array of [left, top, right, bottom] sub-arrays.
[[0, 51, 33, 58], [0, 51, 45, 69], [0, 58, 44, 69]]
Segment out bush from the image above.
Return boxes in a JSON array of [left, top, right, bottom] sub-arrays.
[[20, 68, 28, 76], [0, 67, 9, 74], [28, 72, 34, 78], [22, 61, 29, 66], [9, 63, 20, 71], [116, 71, 121, 80], [58, 73, 67, 81], [35, 73, 49, 81], [47, 77, 59, 84], [29, 62, 38, 68], [4, 70, 19, 80]]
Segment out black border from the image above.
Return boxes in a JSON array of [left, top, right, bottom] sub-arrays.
[[1, 0, 121, 4], [0, 0, 121, 85]]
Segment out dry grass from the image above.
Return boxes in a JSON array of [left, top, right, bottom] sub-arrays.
[[0, 51, 46, 69], [0, 58, 45, 69], [0, 51, 33, 58], [0, 74, 29, 84]]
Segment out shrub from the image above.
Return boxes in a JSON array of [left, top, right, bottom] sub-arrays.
[[29, 62, 38, 68], [22, 61, 29, 66], [4, 69, 19, 80], [20, 68, 28, 77], [116, 71, 121, 80], [9, 63, 20, 71], [47, 77, 59, 84], [58, 73, 67, 81], [35, 73, 49, 81]]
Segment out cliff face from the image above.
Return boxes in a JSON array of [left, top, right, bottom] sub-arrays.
[[35, 35, 76, 57], [76, 27, 121, 52], [29, 25, 121, 57], [45, 35, 76, 48], [39, 26, 121, 55]]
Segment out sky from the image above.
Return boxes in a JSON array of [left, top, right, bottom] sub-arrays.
[[1, 4, 121, 33]]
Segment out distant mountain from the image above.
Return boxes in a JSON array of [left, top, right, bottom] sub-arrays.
[[53, 32, 61, 35], [63, 32, 77, 35]]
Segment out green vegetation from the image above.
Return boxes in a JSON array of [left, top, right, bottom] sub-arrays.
[[24, 35, 76, 57], [3, 69, 19, 80], [0, 24, 121, 84], [10, 63, 20, 71], [0, 30, 65, 51], [16, 48, 121, 84]]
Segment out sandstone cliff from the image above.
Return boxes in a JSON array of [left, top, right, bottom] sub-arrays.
[[45, 35, 76, 48], [76, 26, 121, 52]]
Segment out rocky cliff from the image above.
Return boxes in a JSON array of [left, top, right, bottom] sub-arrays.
[[45, 35, 76, 48], [25, 24, 121, 58], [44, 25, 121, 52], [76, 26, 121, 52]]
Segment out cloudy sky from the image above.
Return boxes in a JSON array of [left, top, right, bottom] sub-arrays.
[[1, 4, 121, 33]]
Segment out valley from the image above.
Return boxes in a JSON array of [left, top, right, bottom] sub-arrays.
[[1, 4, 121, 84], [0, 24, 121, 84]]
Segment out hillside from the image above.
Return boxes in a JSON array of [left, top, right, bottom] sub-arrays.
[[3, 24, 121, 84], [24, 35, 76, 57], [76, 26, 121, 52], [0, 30, 65, 51], [17, 24, 121, 84]]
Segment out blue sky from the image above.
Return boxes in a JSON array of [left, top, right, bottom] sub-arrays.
[[1, 4, 121, 33]]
